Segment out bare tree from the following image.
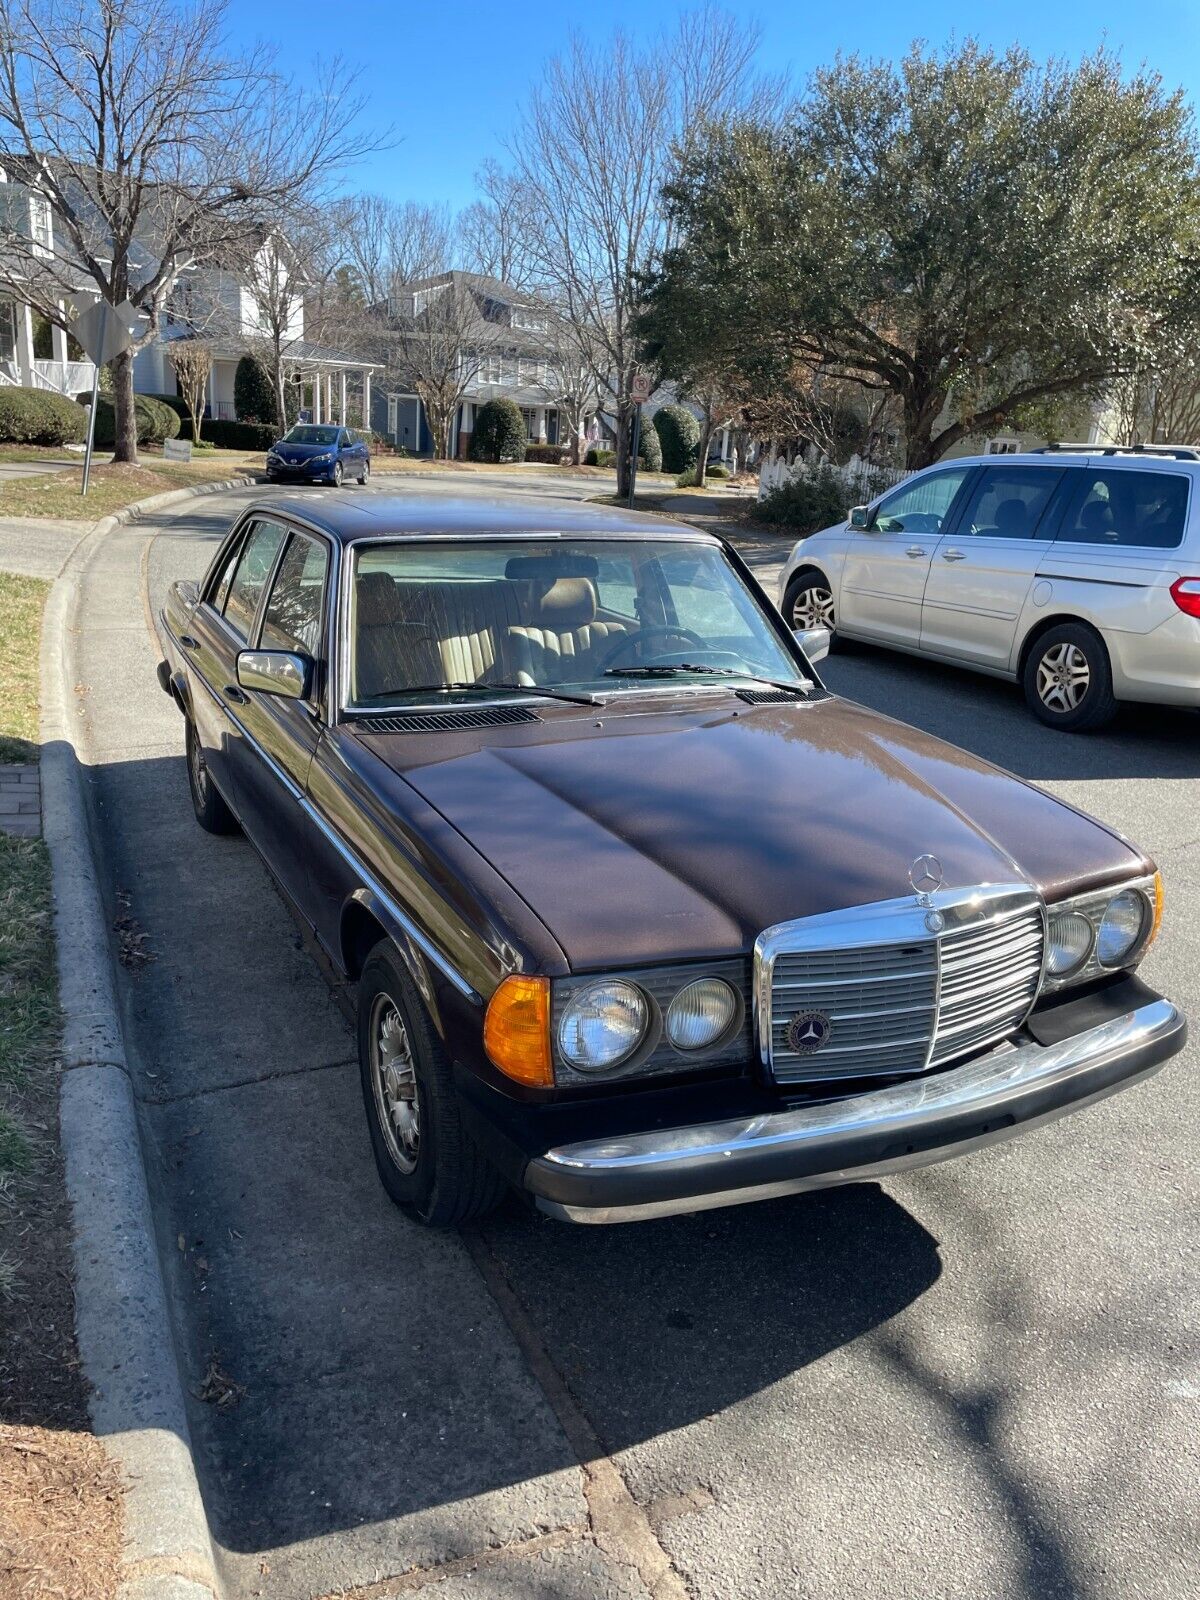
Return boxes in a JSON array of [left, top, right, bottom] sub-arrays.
[[338, 194, 454, 305], [166, 337, 211, 442], [539, 310, 601, 464], [0, 0, 384, 462], [391, 277, 497, 459], [509, 9, 766, 495], [235, 220, 326, 428], [456, 160, 537, 291]]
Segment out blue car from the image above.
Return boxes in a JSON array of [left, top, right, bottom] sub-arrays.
[[265, 424, 371, 486]]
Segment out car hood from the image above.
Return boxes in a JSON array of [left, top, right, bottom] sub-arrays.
[[358, 695, 1147, 971], [272, 442, 331, 459]]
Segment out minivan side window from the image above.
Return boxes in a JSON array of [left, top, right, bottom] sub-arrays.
[[872, 467, 971, 534], [222, 520, 287, 641], [958, 465, 1062, 540], [1056, 469, 1188, 550]]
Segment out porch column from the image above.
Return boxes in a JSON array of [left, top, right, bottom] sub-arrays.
[[15, 302, 36, 383], [339, 369, 347, 424], [312, 373, 321, 423], [327, 372, 334, 421], [362, 368, 371, 431], [50, 308, 68, 365]]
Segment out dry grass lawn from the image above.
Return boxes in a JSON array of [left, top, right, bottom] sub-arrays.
[[0, 449, 262, 521], [0, 573, 48, 763]]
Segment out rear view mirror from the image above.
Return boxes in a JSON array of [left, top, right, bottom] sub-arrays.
[[794, 627, 831, 664], [236, 649, 312, 700], [849, 505, 870, 530]]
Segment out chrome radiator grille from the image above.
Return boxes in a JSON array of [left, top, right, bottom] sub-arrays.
[[758, 889, 1044, 1085]]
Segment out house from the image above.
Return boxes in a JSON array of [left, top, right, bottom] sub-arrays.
[[0, 166, 374, 428], [0, 167, 97, 399], [374, 271, 595, 456]]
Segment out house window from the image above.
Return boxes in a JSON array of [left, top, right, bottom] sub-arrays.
[[0, 300, 17, 363], [387, 397, 398, 438], [28, 194, 52, 253], [985, 437, 1020, 455], [512, 307, 548, 332], [518, 357, 537, 387], [520, 406, 538, 438], [478, 353, 504, 386]]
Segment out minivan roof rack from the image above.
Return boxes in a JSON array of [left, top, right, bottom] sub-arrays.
[[1030, 442, 1200, 461]]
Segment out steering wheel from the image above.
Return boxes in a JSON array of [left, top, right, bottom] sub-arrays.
[[598, 625, 708, 671]]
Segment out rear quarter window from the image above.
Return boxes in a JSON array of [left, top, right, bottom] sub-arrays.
[[1055, 469, 1189, 550]]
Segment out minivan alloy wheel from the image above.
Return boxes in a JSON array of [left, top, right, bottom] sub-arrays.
[[369, 991, 420, 1173], [1036, 641, 1091, 713], [789, 583, 835, 631]]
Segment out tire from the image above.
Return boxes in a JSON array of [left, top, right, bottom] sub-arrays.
[[358, 459, 370, 485], [332, 460, 343, 487], [357, 941, 508, 1226], [783, 569, 838, 646], [1022, 622, 1118, 732], [185, 718, 239, 834]]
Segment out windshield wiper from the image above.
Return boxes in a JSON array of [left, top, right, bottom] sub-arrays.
[[603, 665, 813, 695], [370, 680, 601, 707]]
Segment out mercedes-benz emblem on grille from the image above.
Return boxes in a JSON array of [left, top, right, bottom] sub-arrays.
[[909, 854, 944, 902], [786, 1009, 833, 1054]]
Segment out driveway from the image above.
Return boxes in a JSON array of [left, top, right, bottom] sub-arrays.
[[72, 481, 1199, 1599]]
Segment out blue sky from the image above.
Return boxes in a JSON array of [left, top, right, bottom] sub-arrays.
[[225, 2, 1200, 212]]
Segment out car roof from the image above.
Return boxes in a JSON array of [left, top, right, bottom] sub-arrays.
[[241, 491, 718, 545], [941, 450, 1199, 472]]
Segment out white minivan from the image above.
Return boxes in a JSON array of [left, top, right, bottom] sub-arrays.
[[777, 445, 1200, 730]]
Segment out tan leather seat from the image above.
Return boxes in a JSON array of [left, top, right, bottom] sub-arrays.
[[506, 577, 629, 684], [353, 572, 441, 701]]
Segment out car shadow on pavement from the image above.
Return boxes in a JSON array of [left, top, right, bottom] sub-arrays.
[[822, 646, 1200, 785]]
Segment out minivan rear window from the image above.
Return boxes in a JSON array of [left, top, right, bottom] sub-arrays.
[[1056, 469, 1188, 550]]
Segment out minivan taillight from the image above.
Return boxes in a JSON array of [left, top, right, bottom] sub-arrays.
[[1170, 577, 1200, 618]]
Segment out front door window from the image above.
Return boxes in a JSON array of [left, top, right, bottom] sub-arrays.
[[873, 467, 971, 534]]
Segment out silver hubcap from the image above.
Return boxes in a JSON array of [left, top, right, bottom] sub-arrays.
[[369, 993, 420, 1173], [189, 730, 207, 798], [791, 584, 835, 630], [334, 463, 342, 483], [1036, 642, 1090, 713]]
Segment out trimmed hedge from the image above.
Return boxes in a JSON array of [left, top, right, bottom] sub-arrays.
[[234, 356, 276, 424], [0, 386, 88, 446], [150, 392, 191, 421], [471, 397, 527, 462], [584, 447, 616, 467], [524, 443, 566, 464], [707, 463, 730, 479], [91, 393, 180, 447], [203, 418, 277, 450], [652, 404, 700, 475], [636, 417, 662, 473]]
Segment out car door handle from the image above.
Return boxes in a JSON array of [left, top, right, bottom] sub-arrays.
[[905, 546, 926, 558], [223, 684, 247, 705], [179, 634, 200, 650], [941, 549, 967, 562]]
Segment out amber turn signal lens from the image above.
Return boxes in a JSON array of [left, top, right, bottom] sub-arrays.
[[1149, 871, 1164, 949], [484, 975, 553, 1088]]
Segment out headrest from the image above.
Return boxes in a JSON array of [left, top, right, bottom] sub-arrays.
[[357, 571, 402, 625], [524, 577, 596, 629], [992, 497, 1027, 534]]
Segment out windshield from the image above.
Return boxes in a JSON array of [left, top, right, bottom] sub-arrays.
[[285, 425, 340, 445], [347, 538, 805, 707]]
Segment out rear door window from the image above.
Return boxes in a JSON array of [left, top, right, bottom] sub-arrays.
[[1055, 469, 1188, 550], [258, 532, 330, 655], [957, 465, 1063, 539], [222, 519, 286, 641]]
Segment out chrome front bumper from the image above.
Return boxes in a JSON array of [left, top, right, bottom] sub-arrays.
[[526, 996, 1185, 1223]]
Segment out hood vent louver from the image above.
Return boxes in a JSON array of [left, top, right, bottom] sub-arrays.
[[353, 705, 543, 733], [736, 688, 808, 705]]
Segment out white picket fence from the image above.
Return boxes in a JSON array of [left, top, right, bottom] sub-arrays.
[[757, 452, 911, 504]]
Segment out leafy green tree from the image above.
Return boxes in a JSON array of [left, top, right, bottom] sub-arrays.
[[652, 404, 700, 474], [656, 43, 1200, 467], [471, 397, 527, 462], [235, 356, 276, 424]]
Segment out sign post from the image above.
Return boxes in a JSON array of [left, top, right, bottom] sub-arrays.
[[71, 299, 150, 496], [628, 371, 652, 509]]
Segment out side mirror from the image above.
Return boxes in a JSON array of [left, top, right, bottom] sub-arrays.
[[849, 505, 870, 530], [236, 649, 312, 700], [794, 626, 831, 664]]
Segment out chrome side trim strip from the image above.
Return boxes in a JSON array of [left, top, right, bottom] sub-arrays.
[[188, 668, 480, 1001]]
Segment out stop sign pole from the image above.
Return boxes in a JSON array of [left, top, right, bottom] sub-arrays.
[[72, 299, 149, 496]]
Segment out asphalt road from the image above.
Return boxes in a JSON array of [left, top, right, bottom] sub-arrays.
[[72, 479, 1199, 1600]]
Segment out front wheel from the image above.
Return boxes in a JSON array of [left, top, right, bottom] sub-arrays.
[[185, 719, 239, 834], [783, 570, 838, 644], [358, 459, 370, 485], [357, 942, 507, 1226], [332, 460, 344, 487], [1022, 623, 1117, 732]]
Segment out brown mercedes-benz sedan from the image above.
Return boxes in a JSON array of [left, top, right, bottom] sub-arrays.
[[158, 494, 1186, 1224]]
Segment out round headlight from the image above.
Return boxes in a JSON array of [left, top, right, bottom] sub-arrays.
[[1097, 890, 1147, 967], [666, 978, 738, 1051], [1047, 910, 1094, 976], [557, 980, 648, 1072]]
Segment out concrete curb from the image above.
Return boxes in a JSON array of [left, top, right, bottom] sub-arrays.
[[39, 478, 256, 1600]]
